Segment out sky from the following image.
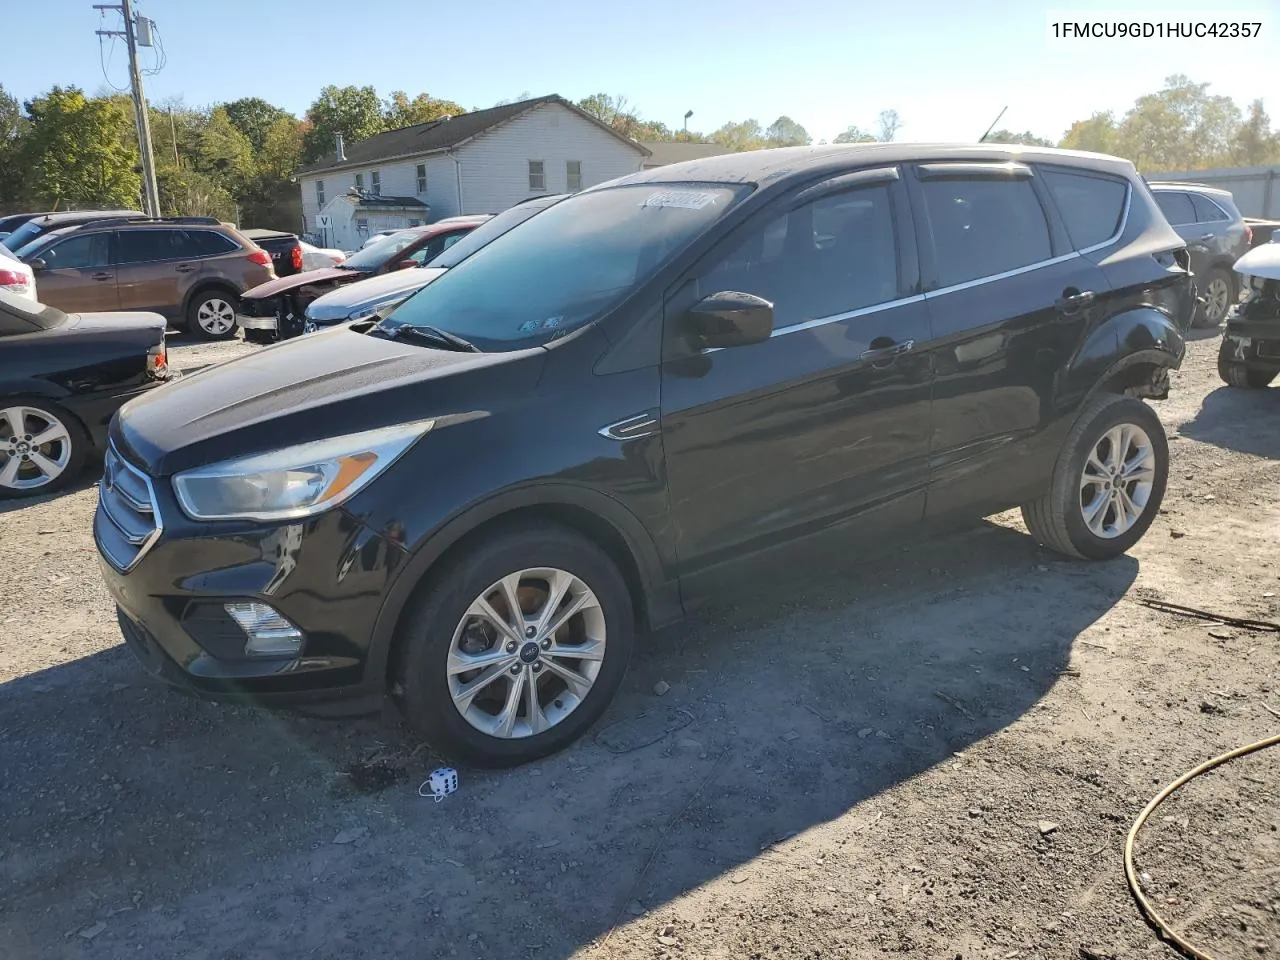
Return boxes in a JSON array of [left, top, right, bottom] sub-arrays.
[[8, 0, 1278, 145]]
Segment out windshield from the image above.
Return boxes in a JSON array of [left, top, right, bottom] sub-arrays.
[[429, 199, 565, 269], [381, 183, 749, 350], [342, 230, 423, 270], [3, 220, 46, 251], [0, 290, 65, 331]]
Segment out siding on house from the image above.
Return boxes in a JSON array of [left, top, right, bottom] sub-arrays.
[[458, 103, 642, 214]]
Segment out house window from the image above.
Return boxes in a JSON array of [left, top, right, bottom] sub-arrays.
[[528, 160, 546, 192], [355, 173, 364, 190], [315, 180, 325, 207], [416, 163, 428, 194], [356, 218, 369, 234], [566, 160, 582, 192], [371, 171, 381, 196]]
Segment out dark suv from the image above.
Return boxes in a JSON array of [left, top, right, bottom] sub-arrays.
[[14, 217, 275, 340], [98, 145, 1195, 767], [1148, 181, 1251, 326]]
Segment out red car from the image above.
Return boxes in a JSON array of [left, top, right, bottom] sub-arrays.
[[236, 217, 489, 342]]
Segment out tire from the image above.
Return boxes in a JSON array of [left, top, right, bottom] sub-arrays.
[[1194, 266, 1234, 328], [243, 329, 275, 346], [0, 398, 89, 499], [186, 287, 240, 341], [395, 522, 635, 768], [1218, 356, 1275, 388], [1021, 393, 1168, 560]]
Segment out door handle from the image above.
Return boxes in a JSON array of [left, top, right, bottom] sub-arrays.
[[860, 338, 915, 362], [1198, 233, 1216, 242], [175, 264, 196, 273], [91, 272, 113, 282], [1056, 288, 1096, 313]]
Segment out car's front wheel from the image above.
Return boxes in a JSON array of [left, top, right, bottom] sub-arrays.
[[395, 523, 635, 768], [1022, 394, 1168, 560], [1195, 266, 1234, 328], [0, 399, 88, 499]]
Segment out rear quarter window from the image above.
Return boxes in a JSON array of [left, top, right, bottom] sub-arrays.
[[1190, 194, 1230, 223], [1042, 169, 1128, 250], [188, 230, 240, 256], [1154, 191, 1196, 226]]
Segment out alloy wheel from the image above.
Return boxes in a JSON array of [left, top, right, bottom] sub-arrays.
[[0, 405, 73, 492], [447, 567, 606, 739], [1079, 422, 1156, 539], [1203, 277, 1230, 324], [196, 298, 236, 336]]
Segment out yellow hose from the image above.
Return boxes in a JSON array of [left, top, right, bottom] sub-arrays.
[[1124, 732, 1280, 960]]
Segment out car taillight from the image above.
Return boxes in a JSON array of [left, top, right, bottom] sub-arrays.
[[333, 253, 345, 264], [291, 245, 302, 271], [0, 269, 29, 289], [1245, 224, 1254, 245], [147, 340, 168, 378], [247, 248, 272, 267]]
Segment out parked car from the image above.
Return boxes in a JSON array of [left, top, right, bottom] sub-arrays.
[[303, 195, 568, 332], [2, 209, 145, 252], [1148, 181, 1251, 327], [0, 244, 37, 302], [240, 228, 305, 279], [0, 211, 49, 243], [1244, 217, 1280, 247], [236, 217, 489, 342], [14, 216, 276, 341], [299, 240, 346, 272], [361, 230, 398, 249], [1218, 241, 1280, 388], [99, 145, 1194, 767], [0, 290, 171, 498]]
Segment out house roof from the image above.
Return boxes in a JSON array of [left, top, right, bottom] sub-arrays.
[[344, 193, 429, 209], [298, 95, 651, 176], [639, 140, 734, 166]]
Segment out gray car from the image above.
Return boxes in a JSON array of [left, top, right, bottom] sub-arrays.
[[1148, 182, 1251, 326]]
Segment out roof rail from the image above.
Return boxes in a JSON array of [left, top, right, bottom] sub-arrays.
[[66, 215, 224, 230]]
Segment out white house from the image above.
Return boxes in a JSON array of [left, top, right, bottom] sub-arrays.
[[296, 95, 651, 250]]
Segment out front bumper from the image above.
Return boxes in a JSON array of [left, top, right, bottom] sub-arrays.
[[236, 313, 277, 331], [1222, 317, 1280, 371], [94, 448, 405, 713]]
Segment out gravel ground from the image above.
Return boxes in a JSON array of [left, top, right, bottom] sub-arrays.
[[0, 329, 1276, 960]]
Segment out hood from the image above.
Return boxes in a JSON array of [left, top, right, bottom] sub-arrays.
[[306, 267, 448, 323], [114, 325, 547, 475], [63, 310, 167, 335], [241, 266, 362, 300], [1234, 243, 1280, 281]]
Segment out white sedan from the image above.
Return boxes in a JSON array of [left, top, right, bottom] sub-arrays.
[[0, 243, 36, 301], [298, 241, 346, 272]]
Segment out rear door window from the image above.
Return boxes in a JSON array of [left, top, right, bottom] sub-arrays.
[[917, 177, 1052, 288], [1190, 194, 1229, 223], [1154, 191, 1196, 226], [1042, 169, 1128, 249], [117, 229, 186, 264], [40, 233, 111, 270]]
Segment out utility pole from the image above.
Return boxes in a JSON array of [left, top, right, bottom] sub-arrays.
[[95, 0, 160, 217]]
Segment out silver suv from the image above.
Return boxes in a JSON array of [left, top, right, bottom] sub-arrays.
[[1148, 182, 1251, 326]]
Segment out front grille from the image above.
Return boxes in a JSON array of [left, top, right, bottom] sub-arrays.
[[94, 444, 162, 572], [238, 297, 275, 318]]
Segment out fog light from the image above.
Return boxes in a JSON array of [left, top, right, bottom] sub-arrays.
[[224, 602, 304, 658]]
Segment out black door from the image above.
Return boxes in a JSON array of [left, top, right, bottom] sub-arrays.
[[660, 168, 934, 583], [907, 162, 1111, 518]]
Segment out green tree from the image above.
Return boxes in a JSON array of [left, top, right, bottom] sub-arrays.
[[195, 107, 254, 196], [834, 125, 877, 144], [1058, 111, 1118, 154], [1230, 98, 1280, 166], [877, 109, 902, 142], [224, 97, 292, 152], [157, 167, 235, 220], [301, 85, 385, 165], [765, 115, 810, 147], [0, 84, 27, 209], [1114, 74, 1240, 170], [20, 86, 140, 209], [384, 91, 464, 128], [985, 129, 1054, 146], [712, 119, 766, 152]]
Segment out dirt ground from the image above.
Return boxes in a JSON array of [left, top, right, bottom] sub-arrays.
[[1, 329, 1276, 960]]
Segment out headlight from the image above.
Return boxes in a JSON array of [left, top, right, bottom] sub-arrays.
[[172, 421, 433, 521]]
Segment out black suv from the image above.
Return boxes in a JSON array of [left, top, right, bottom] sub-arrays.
[[1148, 181, 1251, 326], [97, 145, 1195, 767]]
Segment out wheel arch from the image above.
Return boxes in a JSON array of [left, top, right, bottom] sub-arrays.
[[181, 279, 241, 318], [368, 484, 681, 689], [1064, 306, 1185, 408]]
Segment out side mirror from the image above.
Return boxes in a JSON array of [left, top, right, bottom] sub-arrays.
[[685, 291, 773, 350], [396, 259, 417, 271], [29, 258, 47, 272]]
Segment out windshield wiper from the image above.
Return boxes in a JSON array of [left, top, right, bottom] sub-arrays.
[[380, 323, 479, 352]]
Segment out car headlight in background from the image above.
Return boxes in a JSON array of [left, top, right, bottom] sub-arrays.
[[172, 421, 433, 521]]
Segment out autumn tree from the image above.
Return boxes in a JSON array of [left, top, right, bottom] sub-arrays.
[[1113, 74, 1240, 170], [1058, 112, 1118, 154], [384, 91, 465, 128], [1231, 99, 1280, 166]]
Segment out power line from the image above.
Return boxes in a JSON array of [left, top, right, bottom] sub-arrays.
[[92, 0, 160, 217]]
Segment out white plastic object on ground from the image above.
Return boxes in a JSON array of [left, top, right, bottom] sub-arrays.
[[419, 767, 459, 802]]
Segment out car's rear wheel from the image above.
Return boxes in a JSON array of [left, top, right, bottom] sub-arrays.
[[1218, 352, 1276, 388], [1195, 267, 1234, 328], [187, 289, 240, 341], [0, 399, 88, 499], [1021, 394, 1168, 560], [395, 523, 635, 768]]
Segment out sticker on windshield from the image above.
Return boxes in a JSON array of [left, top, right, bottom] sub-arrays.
[[641, 190, 718, 210]]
